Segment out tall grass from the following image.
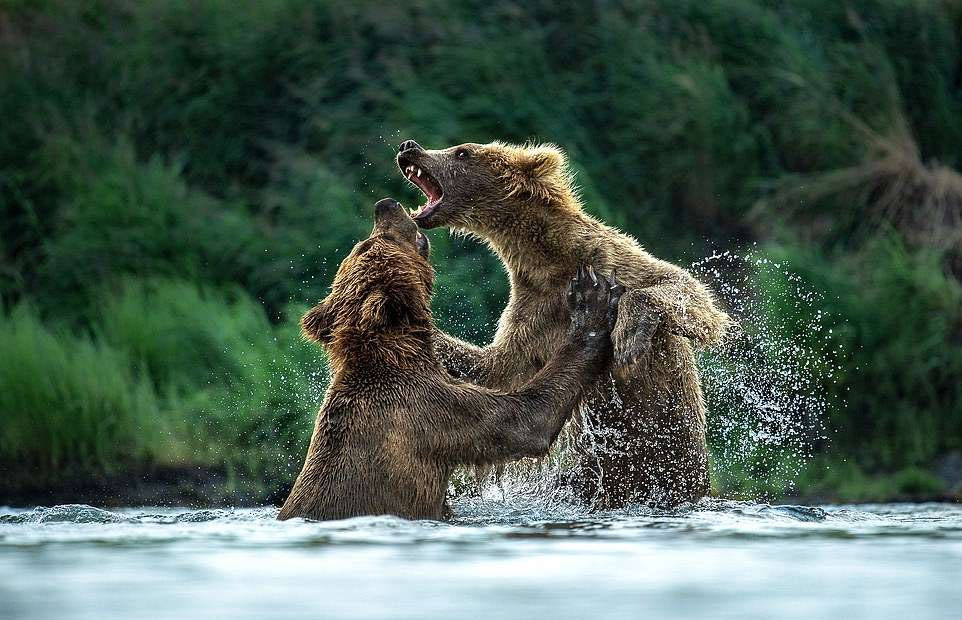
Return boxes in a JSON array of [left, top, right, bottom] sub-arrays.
[[0, 282, 328, 494], [96, 279, 278, 391], [95, 279, 329, 492], [0, 305, 169, 481]]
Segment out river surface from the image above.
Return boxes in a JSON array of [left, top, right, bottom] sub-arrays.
[[1, 499, 960, 619]]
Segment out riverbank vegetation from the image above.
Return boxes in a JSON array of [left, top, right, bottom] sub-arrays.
[[2, 0, 960, 504]]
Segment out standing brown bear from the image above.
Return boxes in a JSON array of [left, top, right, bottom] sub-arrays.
[[396, 140, 732, 508], [278, 198, 621, 521]]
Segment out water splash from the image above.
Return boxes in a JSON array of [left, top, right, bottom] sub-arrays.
[[0, 504, 133, 524], [692, 248, 839, 498], [458, 248, 839, 506], [0, 500, 886, 529], [224, 243, 839, 508]]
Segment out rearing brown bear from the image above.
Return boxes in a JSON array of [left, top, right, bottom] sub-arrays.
[[278, 198, 621, 521], [397, 139, 732, 508]]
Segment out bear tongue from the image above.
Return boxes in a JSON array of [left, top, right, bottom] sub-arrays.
[[413, 200, 438, 220], [410, 184, 441, 219]]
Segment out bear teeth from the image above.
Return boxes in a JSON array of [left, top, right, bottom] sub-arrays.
[[417, 167, 422, 177]]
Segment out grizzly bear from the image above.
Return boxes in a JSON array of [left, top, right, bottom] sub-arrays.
[[396, 139, 732, 508], [277, 198, 622, 521]]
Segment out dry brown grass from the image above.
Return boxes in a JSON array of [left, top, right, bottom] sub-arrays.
[[768, 109, 962, 249]]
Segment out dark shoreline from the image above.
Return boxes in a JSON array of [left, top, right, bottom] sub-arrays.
[[0, 466, 292, 510], [2, 466, 958, 509]]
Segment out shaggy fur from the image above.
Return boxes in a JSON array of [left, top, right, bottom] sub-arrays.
[[277, 198, 620, 521], [396, 140, 732, 508]]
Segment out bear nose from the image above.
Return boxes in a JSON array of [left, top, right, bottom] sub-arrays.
[[374, 197, 402, 218], [398, 139, 423, 154]]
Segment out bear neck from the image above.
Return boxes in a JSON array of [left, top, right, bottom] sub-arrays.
[[475, 196, 593, 292], [329, 326, 438, 378]]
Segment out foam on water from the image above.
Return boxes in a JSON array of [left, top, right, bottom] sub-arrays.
[[2, 500, 961, 542], [2, 502, 960, 557]]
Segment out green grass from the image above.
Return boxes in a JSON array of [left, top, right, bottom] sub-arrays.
[[0, 304, 170, 480], [0, 283, 327, 496], [790, 458, 949, 503]]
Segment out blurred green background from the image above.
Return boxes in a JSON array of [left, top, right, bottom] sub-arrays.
[[1, 0, 961, 505]]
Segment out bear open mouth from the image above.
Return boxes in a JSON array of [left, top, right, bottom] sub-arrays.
[[398, 156, 443, 221]]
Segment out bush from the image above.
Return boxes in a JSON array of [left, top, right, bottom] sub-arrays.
[[33, 136, 263, 316]]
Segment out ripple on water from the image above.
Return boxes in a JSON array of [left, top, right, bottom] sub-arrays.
[[2, 501, 958, 557], [0, 504, 134, 524], [2, 500, 961, 620], [1, 499, 960, 545]]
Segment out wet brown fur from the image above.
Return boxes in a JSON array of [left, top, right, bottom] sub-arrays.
[[277, 200, 617, 521], [397, 140, 732, 508]]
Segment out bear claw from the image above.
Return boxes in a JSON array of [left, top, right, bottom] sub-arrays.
[[567, 264, 622, 343]]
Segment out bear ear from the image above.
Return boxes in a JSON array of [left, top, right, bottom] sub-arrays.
[[514, 145, 564, 180], [301, 299, 333, 343]]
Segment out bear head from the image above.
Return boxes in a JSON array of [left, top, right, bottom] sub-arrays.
[[396, 139, 578, 234], [301, 198, 434, 372]]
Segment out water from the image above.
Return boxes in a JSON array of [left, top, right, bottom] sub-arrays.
[[2, 500, 960, 619], [693, 250, 839, 493]]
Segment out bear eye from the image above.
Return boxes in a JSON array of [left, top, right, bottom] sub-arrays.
[[456, 148, 470, 160]]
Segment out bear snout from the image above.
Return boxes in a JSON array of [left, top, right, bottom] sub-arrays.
[[398, 139, 424, 154], [374, 197, 403, 218]]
